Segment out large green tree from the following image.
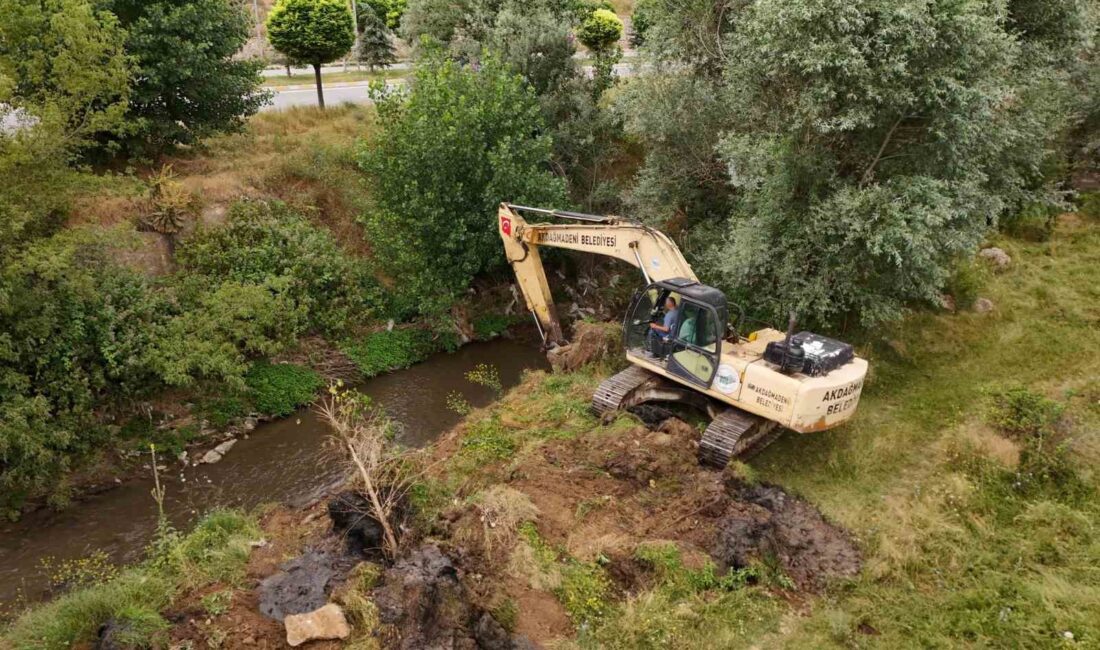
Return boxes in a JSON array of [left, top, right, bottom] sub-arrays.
[[266, 0, 355, 109], [0, 0, 132, 156], [358, 56, 565, 314], [99, 0, 269, 156], [623, 0, 1093, 328]]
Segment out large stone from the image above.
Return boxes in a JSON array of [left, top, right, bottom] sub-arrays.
[[979, 247, 1012, 272], [974, 297, 995, 313], [284, 603, 351, 647], [200, 439, 237, 464]]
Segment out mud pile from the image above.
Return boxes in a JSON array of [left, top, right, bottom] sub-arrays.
[[716, 480, 862, 589], [546, 321, 621, 372]]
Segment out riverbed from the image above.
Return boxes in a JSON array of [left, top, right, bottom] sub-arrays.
[[0, 339, 547, 607]]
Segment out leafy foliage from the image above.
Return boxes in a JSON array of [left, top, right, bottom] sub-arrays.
[[626, 0, 1093, 328], [363, 0, 407, 29], [342, 328, 452, 377], [358, 55, 565, 313], [100, 0, 269, 156], [245, 362, 323, 417], [267, 0, 355, 66], [576, 8, 622, 52], [0, 0, 132, 155], [176, 200, 373, 334]]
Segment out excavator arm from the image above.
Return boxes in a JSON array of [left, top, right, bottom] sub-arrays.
[[498, 203, 697, 346]]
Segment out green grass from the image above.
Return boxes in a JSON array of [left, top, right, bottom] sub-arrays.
[[342, 328, 455, 378], [745, 218, 1100, 647], [2, 511, 259, 649], [244, 361, 323, 417]]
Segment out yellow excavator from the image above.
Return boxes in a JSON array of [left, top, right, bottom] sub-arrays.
[[498, 203, 868, 468]]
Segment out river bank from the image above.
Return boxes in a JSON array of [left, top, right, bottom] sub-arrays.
[[0, 336, 547, 612]]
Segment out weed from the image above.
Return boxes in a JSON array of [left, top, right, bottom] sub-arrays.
[[459, 418, 518, 464], [1077, 191, 1099, 220], [446, 391, 472, 415], [201, 590, 232, 617], [944, 257, 989, 310], [473, 314, 515, 340], [38, 552, 118, 595], [245, 361, 323, 417], [199, 394, 248, 428], [1002, 202, 1058, 241], [558, 561, 613, 626], [574, 495, 612, 521], [465, 363, 503, 394], [342, 328, 444, 377], [987, 386, 1065, 438], [492, 598, 519, 633]]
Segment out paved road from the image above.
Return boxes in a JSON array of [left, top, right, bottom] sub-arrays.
[[264, 82, 377, 111], [262, 62, 636, 111]]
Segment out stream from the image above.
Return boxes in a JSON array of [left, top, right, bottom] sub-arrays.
[[0, 339, 547, 608]]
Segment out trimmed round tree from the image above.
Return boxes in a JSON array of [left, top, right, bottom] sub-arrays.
[[577, 8, 623, 97], [266, 0, 354, 109]]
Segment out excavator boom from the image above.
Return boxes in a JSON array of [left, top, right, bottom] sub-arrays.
[[498, 203, 696, 345]]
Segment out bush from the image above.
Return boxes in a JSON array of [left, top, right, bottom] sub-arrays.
[[245, 362, 323, 417], [1077, 191, 1100, 220], [987, 387, 1065, 438], [473, 314, 516, 340], [943, 258, 989, 310], [176, 200, 374, 334], [358, 55, 565, 315], [150, 279, 306, 388], [342, 328, 449, 377], [1002, 202, 1058, 242]]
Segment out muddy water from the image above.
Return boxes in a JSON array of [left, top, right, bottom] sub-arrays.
[[0, 339, 546, 607]]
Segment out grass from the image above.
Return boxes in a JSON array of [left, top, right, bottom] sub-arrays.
[[245, 361, 323, 417], [261, 68, 406, 88], [746, 216, 1100, 647], [2, 510, 260, 649]]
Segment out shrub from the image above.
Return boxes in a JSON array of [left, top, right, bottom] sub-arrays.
[[245, 362, 323, 417], [1077, 191, 1100, 220], [1002, 202, 1058, 242], [987, 387, 1065, 438], [473, 314, 515, 340], [176, 200, 373, 335], [943, 258, 989, 310], [342, 328, 448, 377]]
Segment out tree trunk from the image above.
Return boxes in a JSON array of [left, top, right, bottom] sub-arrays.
[[314, 63, 325, 109]]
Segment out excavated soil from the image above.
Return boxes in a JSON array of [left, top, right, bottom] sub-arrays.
[[155, 409, 860, 648]]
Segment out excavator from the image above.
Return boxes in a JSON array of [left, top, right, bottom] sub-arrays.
[[498, 203, 868, 468]]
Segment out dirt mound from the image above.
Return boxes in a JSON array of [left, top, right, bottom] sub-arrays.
[[329, 490, 386, 558], [258, 549, 358, 621], [715, 480, 862, 590], [600, 419, 700, 486], [546, 321, 621, 372], [374, 544, 533, 650]]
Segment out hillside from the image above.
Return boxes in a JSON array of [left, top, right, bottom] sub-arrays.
[[6, 214, 1096, 648]]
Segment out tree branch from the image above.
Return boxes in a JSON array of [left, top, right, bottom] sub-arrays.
[[860, 116, 903, 187]]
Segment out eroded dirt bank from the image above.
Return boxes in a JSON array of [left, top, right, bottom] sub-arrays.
[[148, 331, 862, 649]]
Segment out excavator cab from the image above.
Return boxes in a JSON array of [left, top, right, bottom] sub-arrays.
[[624, 278, 729, 388]]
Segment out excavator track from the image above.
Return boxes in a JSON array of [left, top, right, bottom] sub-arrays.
[[590, 366, 656, 417], [698, 408, 780, 469]]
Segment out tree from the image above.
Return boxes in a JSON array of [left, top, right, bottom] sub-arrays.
[[358, 56, 566, 314], [624, 0, 1094, 328], [357, 7, 397, 70], [0, 0, 131, 156], [99, 0, 269, 156], [576, 8, 623, 97], [364, 0, 407, 29], [267, 0, 355, 109]]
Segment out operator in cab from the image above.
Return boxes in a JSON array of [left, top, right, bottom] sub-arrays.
[[646, 296, 679, 357]]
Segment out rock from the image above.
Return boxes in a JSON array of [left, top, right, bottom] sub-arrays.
[[241, 417, 258, 432], [214, 439, 237, 455], [95, 618, 133, 649], [201, 439, 237, 464], [940, 294, 957, 312], [284, 603, 350, 647], [974, 297, 995, 313], [177, 451, 188, 465], [473, 612, 512, 650], [979, 247, 1012, 272]]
